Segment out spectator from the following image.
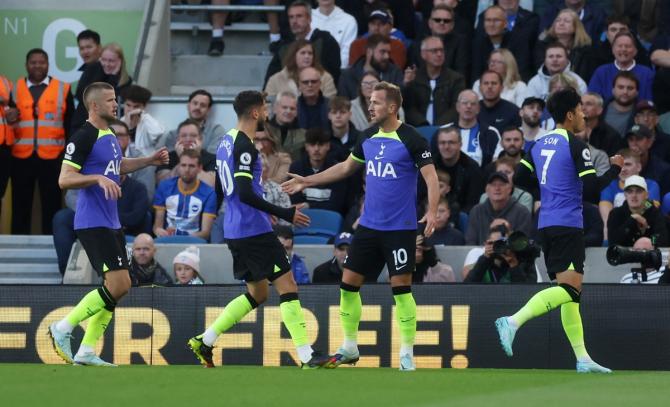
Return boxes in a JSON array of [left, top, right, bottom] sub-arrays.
[[425, 197, 465, 246], [463, 228, 537, 283], [129, 233, 172, 286], [99, 43, 132, 110], [633, 100, 670, 162], [297, 67, 330, 129], [349, 71, 380, 131], [474, 49, 528, 107], [466, 171, 532, 245], [12, 48, 74, 235], [312, 231, 354, 283], [71, 29, 105, 133], [431, 126, 485, 213], [0, 73, 16, 212], [581, 92, 624, 156], [535, 8, 594, 82], [612, 0, 661, 47], [275, 225, 310, 284], [588, 32, 655, 102], [414, 231, 455, 283], [266, 0, 341, 85], [478, 70, 521, 133], [446, 89, 501, 167], [208, 0, 280, 56], [338, 0, 416, 41], [603, 71, 639, 137], [265, 91, 306, 160], [338, 34, 404, 101], [120, 85, 164, 156], [540, 0, 606, 42], [264, 39, 337, 99], [480, 156, 533, 214], [496, 126, 525, 165], [626, 124, 670, 196], [287, 128, 351, 216], [153, 150, 217, 240], [311, 0, 358, 68], [462, 218, 512, 277], [111, 119, 156, 201], [163, 89, 226, 154], [519, 96, 546, 147], [418, 0, 475, 38], [402, 36, 465, 127], [408, 4, 470, 80], [525, 42, 587, 101], [254, 128, 291, 184], [650, 27, 670, 113], [607, 175, 669, 247], [173, 246, 204, 285], [573, 126, 610, 178], [327, 96, 361, 159], [348, 8, 407, 69], [619, 237, 668, 284], [260, 151, 292, 226], [156, 119, 217, 187], [593, 14, 651, 70]]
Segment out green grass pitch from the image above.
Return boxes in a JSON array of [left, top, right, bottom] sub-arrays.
[[3, 364, 667, 407]]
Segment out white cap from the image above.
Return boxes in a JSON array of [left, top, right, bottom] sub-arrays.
[[624, 175, 647, 192], [173, 246, 200, 272]]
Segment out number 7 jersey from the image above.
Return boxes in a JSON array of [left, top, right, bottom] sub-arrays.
[[521, 128, 595, 229], [216, 128, 272, 239]]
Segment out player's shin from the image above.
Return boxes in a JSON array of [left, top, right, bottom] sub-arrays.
[[509, 284, 575, 327], [202, 293, 258, 346], [560, 300, 591, 362], [57, 286, 116, 333], [77, 307, 114, 356], [339, 283, 362, 352], [279, 292, 313, 363], [393, 286, 416, 358]]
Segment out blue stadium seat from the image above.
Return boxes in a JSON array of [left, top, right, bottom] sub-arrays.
[[416, 126, 439, 144], [294, 235, 331, 244], [294, 209, 343, 239], [457, 212, 468, 235], [662, 192, 670, 216], [154, 235, 208, 244]]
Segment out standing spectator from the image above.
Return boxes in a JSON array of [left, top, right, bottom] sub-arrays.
[[207, 0, 280, 56], [275, 225, 310, 284], [12, 48, 74, 234], [163, 89, 226, 154], [474, 49, 528, 107], [593, 14, 651, 70], [254, 128, 291, 184], [425, 197, 465, 246], [588, 32, 655, 102], [264, 39, 337, 99], [311, 0, 358, 68], [581, 92, 624, 156], [402, 36, 465, 127], [153, 150, 217, 240], [626, 124, 670, 196], [519, 96, 546, 147], [650, 27, 670, 113], [173, 246, 204, 285], [633, 100, 670, 162], [350, 71, 380, 131], [265, 91, 305, 161], [327, 96, 361, 159], [120, 85, 164, 156], [338, 34, 404, 100], [99, 43, 132, 110], [129, 233, 172, 286], [312, 232, 354, 283], [603, 71, 639, 138], [478, 71, 521, 133], [348, 8, 407, 69], [0, 73, 17, 212], [540, 0, 606, 42], [526, 42, 587, 101], [297, 67, 330, 129], [71, 30, 105, 133]]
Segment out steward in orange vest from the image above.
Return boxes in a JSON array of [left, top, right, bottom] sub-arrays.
[[0, 74, 18, 205]]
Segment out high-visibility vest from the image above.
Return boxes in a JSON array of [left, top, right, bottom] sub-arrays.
[[0, 75, 13, 146], [13, 77, 70, 159]]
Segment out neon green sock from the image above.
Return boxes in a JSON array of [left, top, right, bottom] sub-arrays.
[[65, 289, 108, 326], [81, 308, 113, 347], [510, 286, 573, 327], [561, 302, 590, 361], [394, 292, 417, 351], [280, 299, 308, 347], [210, 294, 254, 335], [340, 288, 362, 342]]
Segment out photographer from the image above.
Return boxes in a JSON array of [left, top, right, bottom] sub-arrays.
[[607, 176, 669, 248], [464, 226, 538, 283], [617, 238, 669, 284], [414, 231, 455, 283]]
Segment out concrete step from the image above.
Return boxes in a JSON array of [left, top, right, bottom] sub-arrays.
[[0, 248, 57, 263], [170, 85, 261, 98], [0, 263, 60, 275], [0, 235, 54, 249], [171, 54, 271, 87], [0, 277, 62, 284]]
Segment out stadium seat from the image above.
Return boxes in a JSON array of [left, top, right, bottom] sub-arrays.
[[294, 209, 343, 239], [154, 235, 208, 244], [416, 126, 439, 144], [662, 192, 670, 216], [457, 212, 469, 234], [294, 235, 331, 244]]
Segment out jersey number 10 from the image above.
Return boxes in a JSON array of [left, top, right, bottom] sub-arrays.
[[217, 159, 234, 196], [539, 149, 556, 185]]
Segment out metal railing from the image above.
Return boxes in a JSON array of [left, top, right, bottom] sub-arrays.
[[170, 4, 285, 12]]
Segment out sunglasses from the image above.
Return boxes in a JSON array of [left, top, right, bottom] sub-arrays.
[[431, 18, 453, 24], [300, 79, 319, 85]]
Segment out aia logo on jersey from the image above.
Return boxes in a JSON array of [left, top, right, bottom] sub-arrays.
[[367, 160, 397, 178], [104, 160, 121, 176]]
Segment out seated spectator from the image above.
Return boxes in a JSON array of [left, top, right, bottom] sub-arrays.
[[593, 14, 651, 70], [425, 197, 465, 246], [163, 89, 225, 154], [129, 233, 172, 286], [153, 150, 217, 240], [526, 42, 587, 101], [583, 201, 604, 247], [540, 0, 606, 42], [340, 0, 416, 42], [99, 42, 132, 110], [349, 71, 380, 131], [495, 126, 524, 166], [588, 32, 655, 102], [633, 100, 670, 162], [311, 0, 358, 68], [607, 176, 669, 247], [478, 70, 521, 133], [264, 39, 337, 100], [265, 91, 306, 160], [431, 126, 485, 213], [519, 96, 546, 146], [173, 246, 204, 285], [312, 231, 354, 283], [581, 92, 624, 156], [612, 0, 661, 50], [253, 127, 291, 184], [275, 225, 310, 284], [156, 119, 217, 187], [626, 124, 670, 196], [120, 85, 164, 156], [348, 8, 407, 69], [462, 218, 511, 277], [466, 171, 532, 245], [297, 67, 330, 129], [480, 156, 533, 214], [534, 8, 594, 82], [338, 34, 404, 100], [415, 231, 455, 283], [110, 119, 156, 201], [474, 49, 528, 107], [574, 126, 610, 178], [650, 27, 670, 113], [260, 143, 292, 226], [207, 0, 280, 56], [287, 128, 351, 216], [619, 237, 668, 284], [71, 30, 105, 133], [327, 96, 361, 159], [603, 71, 639, 137]]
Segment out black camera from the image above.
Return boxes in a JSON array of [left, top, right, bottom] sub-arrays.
[[606, 245, 663, 270], [492, 230, 541, 260]]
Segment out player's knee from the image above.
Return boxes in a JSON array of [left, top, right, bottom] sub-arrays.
[[559, 283, 581, 303], [247, 291, 266, 306]]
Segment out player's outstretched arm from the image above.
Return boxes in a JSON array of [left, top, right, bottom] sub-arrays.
[[282, 156, 362, 195], [59, 163, 121, 200], [419, 164, 439, 238], [120, 147, 170, 174], [237, 176, 309, 227]]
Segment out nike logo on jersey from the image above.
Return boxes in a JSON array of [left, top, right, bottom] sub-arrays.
[[396, 264, 407, 270]]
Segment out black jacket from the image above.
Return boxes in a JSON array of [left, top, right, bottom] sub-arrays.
[[607, 201, 669, 247], [288, 156, 352, 216], [407, 32, 471, 82], [431, 148, 485, 213], [478, 99, 521, 134], [540, 1, 606, 43], [464, 254, 536, 283], [588, 119, 625, 157], [337, 57, 404, 101], [129, 259, 172, 287], [402, 65, 465, 127], [71, 61, 107, 134]]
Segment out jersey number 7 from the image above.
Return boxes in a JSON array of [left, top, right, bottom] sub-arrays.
[[539, 149, 556, 185]]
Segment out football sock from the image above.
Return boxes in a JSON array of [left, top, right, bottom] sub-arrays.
[[269, 33, 280, 43], [561, 301, 591, 362], [61, 287, 115, 333], [80, 308, 113, 349], [279, 293, 315, 363], [510, 285, 575, 327], [339, 283, 362, 352], [203, 293, 257, 346], [212, 29, 223, 38], [393, 286, 416, 357]]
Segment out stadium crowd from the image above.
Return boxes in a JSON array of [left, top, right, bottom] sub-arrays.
[[1, 0, 670, 284]]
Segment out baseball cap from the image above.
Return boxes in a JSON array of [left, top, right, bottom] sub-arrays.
[[368, 9, 391, 24], [334, 232, 353, 247], [521, 96, 545, 109], [625, 124, 652, 139], [624, 175, 647, 192], [635, 100, 657, 114], [487, 171, 509, 184]]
